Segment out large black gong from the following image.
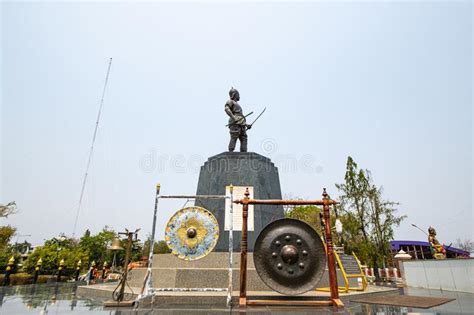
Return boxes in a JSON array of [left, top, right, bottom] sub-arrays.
[[253, 218, 326, 295]]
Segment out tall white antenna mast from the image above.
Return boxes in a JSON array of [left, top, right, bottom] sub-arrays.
[[72, 58, 113, 238]]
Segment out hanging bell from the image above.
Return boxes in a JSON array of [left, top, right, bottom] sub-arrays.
[[109, 237, 124, 251]]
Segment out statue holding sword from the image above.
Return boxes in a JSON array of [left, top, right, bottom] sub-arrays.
[[225, 87, 265, 152]]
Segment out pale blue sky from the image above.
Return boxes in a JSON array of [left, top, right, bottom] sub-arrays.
[[1, 1, 472, 246]]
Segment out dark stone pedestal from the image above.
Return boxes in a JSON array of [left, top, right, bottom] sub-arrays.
[[195, 152, 284, 252]]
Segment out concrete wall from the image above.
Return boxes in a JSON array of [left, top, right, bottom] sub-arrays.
[[401, 258, 474, 293], [127, 253, 359, 291]]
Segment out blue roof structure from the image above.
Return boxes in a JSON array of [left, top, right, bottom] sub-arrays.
[[390, 240, 470, 257]]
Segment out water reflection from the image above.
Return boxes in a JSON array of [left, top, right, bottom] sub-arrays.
[[70, 284, 78, 310], [0, 282, 471, 314], [0, 282, 104, 314], [0, 289, 4, 307]]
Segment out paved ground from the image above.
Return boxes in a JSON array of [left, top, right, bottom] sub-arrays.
[[0, 282, 473, 314], [76, 281, 396, 299]]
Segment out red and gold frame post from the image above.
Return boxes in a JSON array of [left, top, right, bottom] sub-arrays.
[[322, 188, 344, 307], [239, 188, 250, 306]]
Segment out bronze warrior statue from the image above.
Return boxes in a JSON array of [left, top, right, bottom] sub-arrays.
[[225, 88, 251, 152]]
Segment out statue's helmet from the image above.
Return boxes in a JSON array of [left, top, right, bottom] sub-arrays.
[[428, 226, 436, 235], [229, 87, 239, 100]]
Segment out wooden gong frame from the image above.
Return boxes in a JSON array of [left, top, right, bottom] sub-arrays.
[[234, 188, 344, 308]]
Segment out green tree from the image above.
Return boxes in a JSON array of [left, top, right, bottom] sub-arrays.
[[0, 225, 16, 248], [22, 227, 145, 276], [0, 226, 17, 271], [24, 228, 116, 275], [143, 236, 172, 256], [23, 236, 88, 275], [0, 203, 19, 271], [131, 240, 144, 261], [336, 157, 371, 248], [79, 227, 116, 264], [336, 156, 406, 277], [366, 180, 405, 270], [285, 204, 350, 249], [285, 205, 323, 235]]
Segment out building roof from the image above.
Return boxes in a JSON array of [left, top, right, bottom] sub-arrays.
[[390, 240, 470, 257]]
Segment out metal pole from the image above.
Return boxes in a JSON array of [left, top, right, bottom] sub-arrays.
[[239, 188, 250, 306], [140, 183, 161, 298], [227, 185, 234, 307], [411, 223, 429, 237], [72, 58, 113, 238], [118, 231, 133, 301]]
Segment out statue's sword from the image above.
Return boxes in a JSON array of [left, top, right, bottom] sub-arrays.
[[225, 111, 254, 127], [248, 107, 266, 129]]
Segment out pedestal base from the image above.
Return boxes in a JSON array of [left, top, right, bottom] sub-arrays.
[[195, 152, 284, 251]]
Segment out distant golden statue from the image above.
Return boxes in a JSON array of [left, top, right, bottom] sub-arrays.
[[428, 226, 446, 259]]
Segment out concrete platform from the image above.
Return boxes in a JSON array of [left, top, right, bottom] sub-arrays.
[[77, 253, 391, 306], [77, 283, 397, 306]]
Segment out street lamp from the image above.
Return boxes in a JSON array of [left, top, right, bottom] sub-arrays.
[[411, 223, 428, 237]]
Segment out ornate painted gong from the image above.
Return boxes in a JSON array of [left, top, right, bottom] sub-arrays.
[[165, 206, 219, 261]]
